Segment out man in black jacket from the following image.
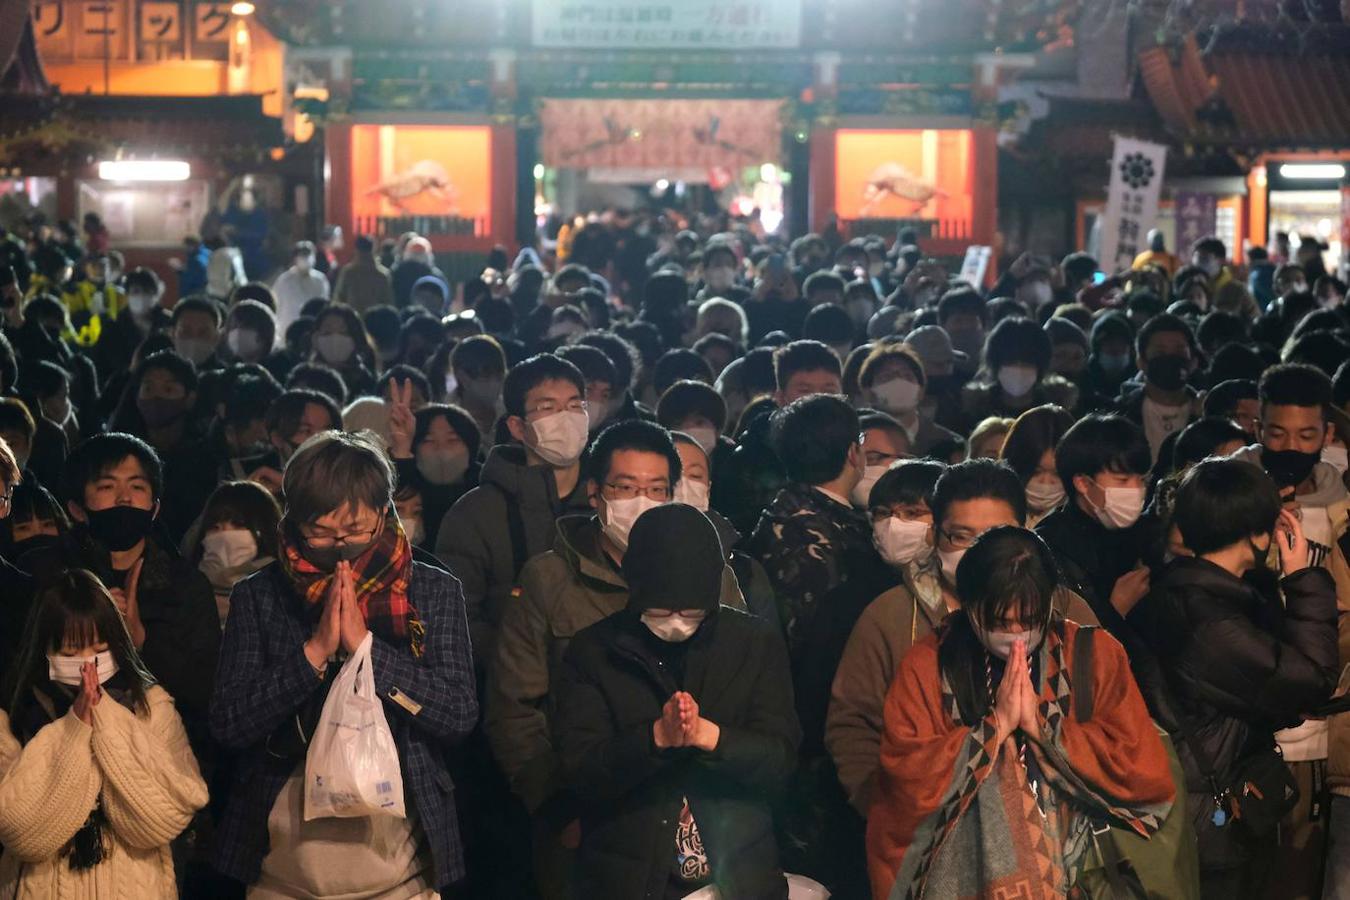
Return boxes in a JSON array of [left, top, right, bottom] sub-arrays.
[[1129, 458, 1337, 896], [1036, 414, 1155, 639], [60, 432, 220, 749], [554, 503, 800, 900]]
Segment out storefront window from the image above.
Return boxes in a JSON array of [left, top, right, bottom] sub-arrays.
[[77, 179, 211, 248]]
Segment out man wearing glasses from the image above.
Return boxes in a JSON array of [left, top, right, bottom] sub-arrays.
[[487, 419, 747, 900]]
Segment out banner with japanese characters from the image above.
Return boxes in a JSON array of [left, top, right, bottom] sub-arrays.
[[1174, 191, 1217, 254], [1098, 136, 1168, 273], [532, 1, 801, 49]]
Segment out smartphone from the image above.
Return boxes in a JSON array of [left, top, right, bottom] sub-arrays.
[[1092, 271, 1107, 285]]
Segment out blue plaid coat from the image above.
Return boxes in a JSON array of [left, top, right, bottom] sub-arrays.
[[209, 560, 478, 889]]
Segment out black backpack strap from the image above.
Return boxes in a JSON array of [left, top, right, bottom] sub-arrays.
[[502, 489, 529, 580], [1072, 625, 1097, 724]]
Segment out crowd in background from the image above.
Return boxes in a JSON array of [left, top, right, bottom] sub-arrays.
[[0, 205, 1347, 899]]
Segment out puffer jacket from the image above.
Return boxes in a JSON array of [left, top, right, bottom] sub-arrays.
[[1128, 556, 1338, 868], [485, 515, 747, 820], [435, 444, 592, 667], [554, 608, 800, 900]]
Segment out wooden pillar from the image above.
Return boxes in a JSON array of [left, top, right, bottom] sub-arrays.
[[808, 51, 840, 235], [971, 125, 998, 250], [489, 124, 517, 249], [325, 122, 353, 245]]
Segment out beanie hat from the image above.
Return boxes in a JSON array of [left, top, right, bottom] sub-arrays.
[[622, 503, 724, 613]]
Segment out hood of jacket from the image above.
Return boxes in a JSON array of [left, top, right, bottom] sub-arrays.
[[552, 514, 627, 592], [1230, 443, 1348, 508], [480, 443, 573, 513]]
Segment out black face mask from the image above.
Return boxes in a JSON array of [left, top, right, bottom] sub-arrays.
[[85, 505, 154, 552], [138, 396, 189, 429], [1262, 447, 1321, 489], [12, 534, 61, 573], [290, 520, 380, 573], [1144, 354, 1189, 392]]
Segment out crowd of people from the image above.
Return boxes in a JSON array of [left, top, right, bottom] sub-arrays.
[[0, 206, 1347, 900]]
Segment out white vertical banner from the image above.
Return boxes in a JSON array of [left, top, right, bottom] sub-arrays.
[[1098, 136, 1168, 272]]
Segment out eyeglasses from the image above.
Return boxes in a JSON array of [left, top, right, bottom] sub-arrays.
[[939, 528, 980, 550], [643, 609, 709, 620], [300, 523, 379, 548], [525, 398, 588, 418], [603, 482, 671, 502]]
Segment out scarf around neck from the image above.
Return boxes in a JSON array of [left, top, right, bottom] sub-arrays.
[[278, 509, 424, 657]]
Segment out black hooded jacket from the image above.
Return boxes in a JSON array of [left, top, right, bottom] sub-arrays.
[[553, 608, 800, 900]]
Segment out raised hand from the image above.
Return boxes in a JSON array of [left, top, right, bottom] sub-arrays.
[[305, 565, 343, 671], [993, 639, 1026, 744], [653, 693, 685, 749], [337, 560, 369, 654], [388, 379, 416, 459], [72, 661, 101, 726], [1275, 507, 1309, 575]]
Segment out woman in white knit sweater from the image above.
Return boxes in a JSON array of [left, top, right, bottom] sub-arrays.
[[0, 569, 207, 898]]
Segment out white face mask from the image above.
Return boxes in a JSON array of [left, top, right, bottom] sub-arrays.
[[227, 328, 263, 360], [868, 261, 885, 278], [127, 291, 157, 316], [674, 478, 710, 512], [416, 446, 470, 486], [997, 364, 1038, 398], [1087, 483, 1146, 529], [938, 545, 966, 583], [175, 336, 216, 366], [527, 408, 591, 467], [314, 333, 356, 365], [873, 377, 921, 414], [851, 464, 890, 508], [705, 267, 735, 292], [973, 623, 1044, 661], [48, 650, 119, 687], [1322, 445, 1348, 476], [600, 494, 662, 551], [685, 426, 719, 456], [295, 255, 315, 273], [201, 528, 259, 572], [1025, 477, 1066, 513], [874, 516, 931, 567], [641, 612, 704, 643], [1021, 281, 1053, 307]]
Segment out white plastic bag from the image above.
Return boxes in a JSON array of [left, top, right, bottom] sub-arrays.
[[304, 632, 406, 820]]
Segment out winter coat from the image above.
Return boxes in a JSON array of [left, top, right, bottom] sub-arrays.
[[957, 376, 1079, 434], [710, 409, 786, 539], [210, 560, 478, 888], [434, 444, 592, 667], [746, 483, 877, 658], [1128, 557, 1338, 869], [485, 515, 747, 821], [554, 608, 800, 900], [825, 561, 1099, 817], [333, 256, 395, 313], [1035, 500, 1155, 640], [67, 529, 220, 741], [0, 687, 208, 898]]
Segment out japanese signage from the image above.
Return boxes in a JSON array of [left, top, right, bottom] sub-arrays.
[[959, 246, 991, 288], [532, 1, 801, 49], [1098, 137, 1168, 272], [33, 1, 234, 61], [1174, 191, 1217, 252]]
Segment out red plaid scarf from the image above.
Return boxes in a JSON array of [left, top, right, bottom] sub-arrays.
[[279, 509, 425, 657]]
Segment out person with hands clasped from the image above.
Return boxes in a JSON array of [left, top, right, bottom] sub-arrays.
[[0, 570, 208, 896], [554, 503, 800, 900], [210, 429, 477, 898], [866, 527, 1175, 900]]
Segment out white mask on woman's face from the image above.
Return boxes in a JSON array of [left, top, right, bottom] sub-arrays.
[[997, 364, 1038, 399], [1024, 476, 1066, 513], [201, 528, 259, 573], [873, 517, 931, 567], [872, 377, 921, 415], [48, 650, 118, 686], [227, 328, 263, 360], [314, 333, 356, 365]]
